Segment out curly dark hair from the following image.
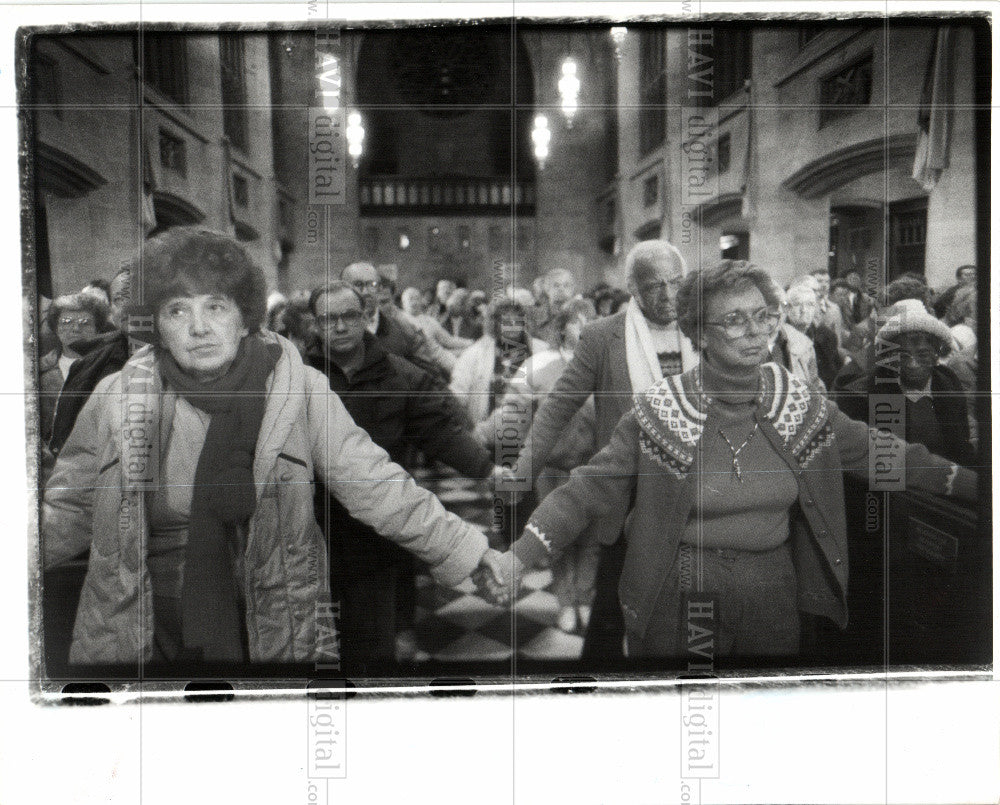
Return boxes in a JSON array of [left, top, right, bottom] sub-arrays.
[[551, 301, 597, 347], [676, 260, 781, 348], [47, 291, 111, 334], [881, 276, 931, 310], [126, 227, 268, 342], [487, 298, 529, 341], [594, 287, 629, 316]]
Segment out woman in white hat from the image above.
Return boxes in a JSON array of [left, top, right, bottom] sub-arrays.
[[835, 298, 973, 466]]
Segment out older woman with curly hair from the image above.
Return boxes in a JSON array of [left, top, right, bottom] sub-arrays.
[[450, 297, 548, 430], [39, 292, 112, 455], [42, 227, 503, 668], [490, 260, 977, 658]]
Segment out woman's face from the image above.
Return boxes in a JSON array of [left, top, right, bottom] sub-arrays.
[[56, 307, 98, 352], [831, 286, 852, 308], [158, 294, 248, 382], [897, 331, 940, 390], [701, 284, 776, 372], [785, 289, 818, 330]]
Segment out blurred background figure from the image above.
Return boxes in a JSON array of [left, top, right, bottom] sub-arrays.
[[506, 286, 536, 311], [39, 291, 113, 477], [593, 285, 629, 317], [80, 278, 111, 307], [342, 261, 451, 381], [450, 298, 547, 437], [378, 263, 455, 377], [400, 286, 472, 363], [944, 285, 979, 448], [432, 279, 457, 325], [533, 268, 577, 345], [44, 269, 134, 472], [836, 274, 935, 380], [443, 287, 472, 338], [265, 291, 289, 331], [783, 281, 842, 390], [808, 267, 849, 353], [486, 304, 599, 633], [767, 284, 824, 391], [933, 264, 976, 319], [945, 284, 977, 353], [463, 290, 488, 340]]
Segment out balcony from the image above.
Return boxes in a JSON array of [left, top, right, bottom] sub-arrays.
[[359, 176, 535, 217]]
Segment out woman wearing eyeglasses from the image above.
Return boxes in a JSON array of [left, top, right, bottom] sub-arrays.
[[489, 260, 977, 659], [39, 292, 113, 478], [835, 298, 974, 467]]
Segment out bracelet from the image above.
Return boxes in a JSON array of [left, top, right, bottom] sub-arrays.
[[525, 522, 552, 554]]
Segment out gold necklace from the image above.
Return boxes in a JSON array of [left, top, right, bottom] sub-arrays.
[[717, 422, 759, 482]]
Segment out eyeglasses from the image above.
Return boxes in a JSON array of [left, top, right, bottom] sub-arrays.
[[316, 309, 366, 328], [58, 316, 95, 328], [705, 308, 780, 339], [899, 347, 941, 364], [639, 279, 681, 297], [351, 280, 382, 292]]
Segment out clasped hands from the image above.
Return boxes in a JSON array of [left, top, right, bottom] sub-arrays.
[[472, 548, 526, 606]]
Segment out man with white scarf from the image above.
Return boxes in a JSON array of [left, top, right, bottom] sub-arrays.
[[512, 240, 696, 661]]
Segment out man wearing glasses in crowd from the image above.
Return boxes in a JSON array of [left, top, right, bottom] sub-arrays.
[[340, 262, 452, 383], [307, 280, 498, 669]]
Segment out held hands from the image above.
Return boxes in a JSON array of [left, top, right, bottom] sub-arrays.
[[472, 548, 526, 607]]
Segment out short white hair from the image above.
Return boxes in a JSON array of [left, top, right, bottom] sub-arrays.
[[507, 286, 535, 308], [785, 283, 817, 304], [789, 274, 821, 294], [625, 240, 688, 285], [544, 267, 575, 288]]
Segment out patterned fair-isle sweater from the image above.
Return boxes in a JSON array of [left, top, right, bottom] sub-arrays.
[[513, 361, 976, 636]]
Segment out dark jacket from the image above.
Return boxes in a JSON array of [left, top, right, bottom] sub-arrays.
[[375, 307, 450, 383], [932, 283, 961, 319], [307, 334, 492, 568], [835, 361, 974, 466], [804, 323, 843, 390], [46, 330, 130, 456], [512, 363, 975, 650]]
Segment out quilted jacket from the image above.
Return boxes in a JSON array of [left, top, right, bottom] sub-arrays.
[[42, 332, 487, 665]]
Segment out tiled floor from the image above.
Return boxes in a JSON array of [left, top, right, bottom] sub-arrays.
[[408, 467, 584, 662]]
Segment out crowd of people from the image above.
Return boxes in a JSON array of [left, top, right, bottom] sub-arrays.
[[37, 227, 980, 670]]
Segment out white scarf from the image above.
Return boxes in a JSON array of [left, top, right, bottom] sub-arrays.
[[624, 297, 699, 393]]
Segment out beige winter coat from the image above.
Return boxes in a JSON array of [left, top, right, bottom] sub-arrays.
[[42, 333, 487, 665]]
